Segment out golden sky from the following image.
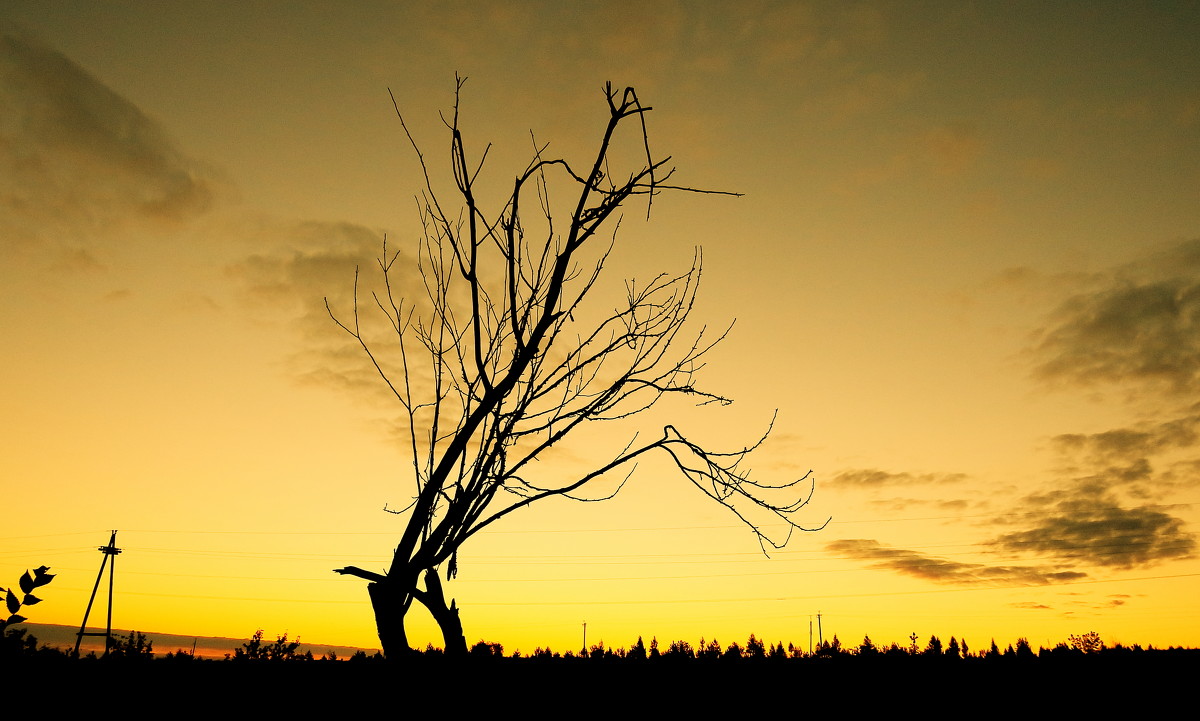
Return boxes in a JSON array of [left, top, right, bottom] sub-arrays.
[[2, 1, 1199, 654]]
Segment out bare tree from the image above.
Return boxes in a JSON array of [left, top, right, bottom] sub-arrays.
[[330, 78, 824, 657]]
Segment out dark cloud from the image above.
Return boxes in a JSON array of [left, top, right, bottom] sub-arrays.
[[1017, 243, 1200, 561], [0, 25, 213, 252], [982, 405, 1200, 570], [1031, 239, 1200, 397], [988, 498, 1195, 569], [1021, 457, 1161, 505], [825, 539, 1087, 586], [829, 469, 968, 489], [1052, 413, 1200, 465]]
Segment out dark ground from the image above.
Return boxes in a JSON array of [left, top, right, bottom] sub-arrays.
[[10, 650, 1196, 712]]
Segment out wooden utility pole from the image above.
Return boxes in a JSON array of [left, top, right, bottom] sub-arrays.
[[73, 530, 122, 657]]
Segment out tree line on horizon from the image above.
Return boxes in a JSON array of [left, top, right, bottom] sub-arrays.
[[5, 624, 1194, 664]]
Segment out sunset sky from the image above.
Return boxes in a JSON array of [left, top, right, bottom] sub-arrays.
[[3, 1, 1199, 655]]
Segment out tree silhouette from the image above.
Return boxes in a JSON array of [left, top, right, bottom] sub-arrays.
[[858, 635, 879, 656], [1069, 631, 1104, 654], [946, 636, 961, 659], [744, 634, 766, 659], [329, 78, 825, 657], [924, 635, 943, 657]]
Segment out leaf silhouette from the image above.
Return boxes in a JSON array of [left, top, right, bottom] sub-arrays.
[[33, 566, 54, 587]]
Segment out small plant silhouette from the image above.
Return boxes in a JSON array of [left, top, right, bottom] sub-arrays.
[[1, 566, 54, 631]]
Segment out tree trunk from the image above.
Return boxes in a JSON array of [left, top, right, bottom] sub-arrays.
[[422, 569, 468, 656], [367, 581, 414, 658]]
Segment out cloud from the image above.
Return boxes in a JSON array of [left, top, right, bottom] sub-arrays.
[[1061, 595, 1133, 611], [1047, 411, 1200, 500], [825, 539, 1087, 586], [232, 221, 389, 315], [1052, 413, 1200, 465], [1010, 601, 1051, 610], [988, 498, 1195, 569], [1030, 239, 1200, 397], [227, 219, 430, 400], [1014, 244, 1200, 569], [829, 469, 968, 488], [1156, 458, 1200, 496], [865, 497, 974, 513], [986, 408, 1199, 569], [0, 25, 213, 253]]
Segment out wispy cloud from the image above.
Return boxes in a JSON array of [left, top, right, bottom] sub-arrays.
[[228, 220, 424, 398], [825, 538, 1087, 586], [1009, 601, 1052, 610], [1052, 412, 1200, 466], [829, 469, 968, 489], [0, 24, 214, 257], [865, 497, 975, 513]]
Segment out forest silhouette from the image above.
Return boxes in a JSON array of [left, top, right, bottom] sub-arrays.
[[7, 622, 1196, 708], [5, 564, 1195, 704]]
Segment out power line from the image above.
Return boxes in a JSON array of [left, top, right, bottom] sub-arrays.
[[4, 497, 1192, 542], [50, 570, 1200, 607]]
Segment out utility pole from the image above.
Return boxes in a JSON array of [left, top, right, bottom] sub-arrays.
[[582, 621, 587, 656], [74, 530, 122, 657], [817, 611, 823, 648]]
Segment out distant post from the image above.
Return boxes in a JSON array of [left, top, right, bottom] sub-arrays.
[[73, 530, 122, 657]]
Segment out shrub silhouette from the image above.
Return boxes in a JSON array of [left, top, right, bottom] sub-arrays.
[[107, 631, 154, 660], [1069, 631, 1104, 654], [232, 629, 302, 661]]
